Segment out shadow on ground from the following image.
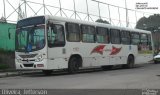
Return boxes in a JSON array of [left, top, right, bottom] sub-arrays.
[[20, 63, 155, 78]]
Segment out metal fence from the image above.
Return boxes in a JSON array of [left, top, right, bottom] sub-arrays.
[[0, 0, 155, 28]]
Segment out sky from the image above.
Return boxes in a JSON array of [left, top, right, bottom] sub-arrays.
[[0, 0, 159, 28]]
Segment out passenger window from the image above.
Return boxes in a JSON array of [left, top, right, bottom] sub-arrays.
[[47, 24, 65, 47], [66, 23, 80, 42], [96, 27, 109, 43], [81, 25, 95, 43], [139, 33, 152, 51], [140, 33, 148, 45], [121, 30, 130, 45], [110, 29, 120, 44], [147, 34, 152, 50], [131, 32, 140, 45]]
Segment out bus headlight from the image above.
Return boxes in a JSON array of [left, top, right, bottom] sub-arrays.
[[17, 59, 22, 63], [35, 54, 43, 62]]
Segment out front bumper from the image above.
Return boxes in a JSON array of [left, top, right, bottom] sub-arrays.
[[15, 59, 48, 70]]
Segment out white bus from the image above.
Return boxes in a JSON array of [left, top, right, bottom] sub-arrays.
[[15, 15, 154, 75]]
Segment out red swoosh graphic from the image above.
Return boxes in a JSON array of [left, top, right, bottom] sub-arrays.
[[91, 45, 106, 55], [110, 46, 122, 55]]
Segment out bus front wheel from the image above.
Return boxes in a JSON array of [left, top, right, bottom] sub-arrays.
[[68, 57, 79, 74]]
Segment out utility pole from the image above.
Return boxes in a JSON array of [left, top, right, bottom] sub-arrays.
[[3, 0, 6, 19], [22, 0, 27, 18], [86, 0, 89, 21], [73, 0, 76, 19], [125, 0, 129, 27], [43, 0, 45, 15], [59, 0, 62, 16]]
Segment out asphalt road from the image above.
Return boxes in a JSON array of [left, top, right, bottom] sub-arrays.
[[0, 63, 160, 89]]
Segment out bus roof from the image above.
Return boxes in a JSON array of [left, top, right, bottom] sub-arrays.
[[21, 15, 151, 34]]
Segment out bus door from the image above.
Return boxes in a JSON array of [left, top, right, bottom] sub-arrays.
[[47, 21, 67, 68]]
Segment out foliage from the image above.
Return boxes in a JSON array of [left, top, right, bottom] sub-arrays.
[[0, 16, 7, 23], [136, 14, 160, 51], [0, 48, 14, 55], [95, 19, 110, 24], [0, 48, 15, 70], [0, 64, 9, 70], [135, 14, 160, 31]]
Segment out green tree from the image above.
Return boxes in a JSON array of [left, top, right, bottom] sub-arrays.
[[136, 14, 160, 31], [136, 14, 160, 51], [95, 19, 110, 24]]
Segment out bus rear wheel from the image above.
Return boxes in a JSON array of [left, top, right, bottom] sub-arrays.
[[123, 55, 134, 69], [68, 57, 80, 74], [42, 70, 53, 75]]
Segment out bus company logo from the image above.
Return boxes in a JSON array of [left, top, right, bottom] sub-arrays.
[[91, 45, 122, 55], [110, 46, 122, 55]]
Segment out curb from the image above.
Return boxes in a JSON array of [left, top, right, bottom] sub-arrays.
[[0, 72, 21, 78], [0, 71, 41, 78]]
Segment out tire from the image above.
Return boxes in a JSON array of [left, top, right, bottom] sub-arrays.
[[123, 55, 134, 69], [68, 57, 80, 74], [42, 70, 53, 75]]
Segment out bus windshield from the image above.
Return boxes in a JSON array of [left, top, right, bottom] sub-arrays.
[[16, 25, 45, 52]]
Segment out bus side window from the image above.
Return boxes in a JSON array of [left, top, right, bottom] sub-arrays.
[[139, 33, 148, 51], [48, 24, 65, 47], [96, 27, 109, 43], [66, 22, 80, 42], [121, 30, 130, 45], [81, 25, 95, 43], [140, 33, 148, 45], [131, 32, 140, 45], [147, 34, 152, 50], [110, 29, 120, 44]]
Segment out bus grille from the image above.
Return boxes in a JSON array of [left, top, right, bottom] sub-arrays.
[[19, 54, 37, 58], [23, 64, 34, 67]]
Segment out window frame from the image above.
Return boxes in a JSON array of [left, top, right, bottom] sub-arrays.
[[147, 34, 151, 45], [81, 24, 96, 43], [140, 33, 148, 45], [121, 30, 131, 45], [65, 22, 81, 42], [110, 29, 121, 44], [131, 32, 140, 45], [47, 24, 65, 48], [147, 34, 152, 50], [96, 27, 109, 43]]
